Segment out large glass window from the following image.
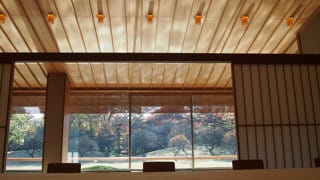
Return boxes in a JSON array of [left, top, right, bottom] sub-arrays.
[[6, 95, 46, 171], [131, 95, 192, 170], [68, 94, 129, 171], [193, 95, 236, 168], [67, 93, 236, 171]]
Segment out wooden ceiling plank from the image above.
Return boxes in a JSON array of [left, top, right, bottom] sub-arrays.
[[128, 63, 141, 86], [213, 0, 244, 53], [235, 0, 280, 53], [89, 0, 113, 52], [195, 0, 228, 53], [14, 67, 29, 88], [78, 63, 95, 87], [38, 0, 72, 52], [1, 0, 45, 52], [285, 40, 299, 54], [91, 63, 107, 87], [54, 0, 86, 52], [108, 0, 127, 52], [222, 0, 263, 53], [206, 63, 227, 86], [141, 0, 159, 52], [19, 0, 58, 52], [15, 63, 40, 88], [214, 63, 231, 88], [261, 0, 314, 53], [272, 0, 320, 54], [72, 0, 100, 52], [247, 0, 295, 53], [0, 3, 30, 52], [65, 63, 85, 87], [26, 63, 47, 88], [193, 63, 214, 86], [104, 63, 118, 85], [184, 63, 202, 87], [168, 0, 193, 52], [0, 28, 17, 52], [13, 80, 20, 88], [151, 63, 165, 87], [162, 64, 177, 85], [140, 63, 153, 84], [125, 0, 137, 52], [117, 63, 130, 85], [182, 0, 212, 53], [207, 0, 242, 53], [174, 63, 189, 86], [154, 0, 175, 52]]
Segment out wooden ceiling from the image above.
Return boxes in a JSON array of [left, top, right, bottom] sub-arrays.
[[13, 62, 232, 90], [1, 0, 320, 90]]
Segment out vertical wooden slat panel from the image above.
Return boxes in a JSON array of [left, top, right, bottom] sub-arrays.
[[256, 127, 267, 167], [292, 65, 306, 124], [291, 126, 302, 168], [308, 126, 318, 167], [284, 65, 298, 124], [259, 65, 272, 125], [247, 127, 257, 159], [276, 65, 289, 124], [251, 65, 263, 125], [265, 126, 276, 168], [300, 126, 311, 167], [309, 65, 320, 125], [233, 65, 246, 125], [238, 127, 248, 159], [300, 65, 315, 124], [242, 65, 254, 125], [267, 65, 280, 125], [274, 126, 285, 168], [283, 126, 294, 168]]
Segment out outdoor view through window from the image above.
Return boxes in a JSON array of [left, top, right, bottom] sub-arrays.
[[67, 94, 236, 171], [6, 93, 236, 171]]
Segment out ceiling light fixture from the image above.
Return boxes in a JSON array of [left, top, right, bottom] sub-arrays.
[[194, 14, 202, 24], [286, 16, 294, 27], [241, 15, 249, 25], [146, 13, 153, 23], [0, 13, 6, 24], [97, 13, 104, 23], [47, 13, 55, 24]]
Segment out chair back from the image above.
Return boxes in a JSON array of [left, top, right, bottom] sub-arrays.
[[232, 160, 264, 170], [47, 163, 81, 173], [143, 161, 175, 172]]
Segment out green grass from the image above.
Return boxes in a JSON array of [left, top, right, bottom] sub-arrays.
[[82, 165, 117, 171]]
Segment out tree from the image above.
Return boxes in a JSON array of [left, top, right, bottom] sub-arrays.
[[131, 128, 158, 156], [8, 114, 32, 151], [197, 126, 224, 155], [168, 134, 190, 156]]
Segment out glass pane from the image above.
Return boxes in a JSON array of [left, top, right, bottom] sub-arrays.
[[193, 94, 237, 169], [68, 94, 129, 171], [6, 95, 46, 171], [131, 95, 192, 170]]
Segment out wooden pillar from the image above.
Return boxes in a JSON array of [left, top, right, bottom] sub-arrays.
[[42, 73, 70, 173], [0, 63, 14, 173]]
